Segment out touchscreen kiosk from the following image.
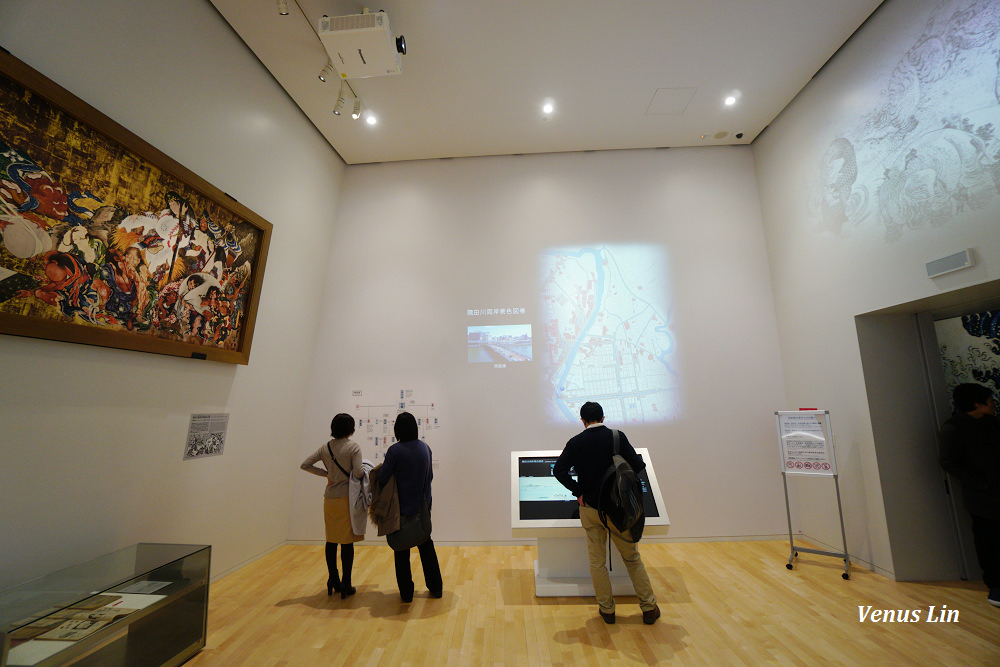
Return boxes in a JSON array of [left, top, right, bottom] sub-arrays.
[[511, 449, 669, 536], [510, 448, 669, 597]]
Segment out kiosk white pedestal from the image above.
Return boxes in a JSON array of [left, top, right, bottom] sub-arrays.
[[512, 448, 671, 598], [535, 535, 636, 597]]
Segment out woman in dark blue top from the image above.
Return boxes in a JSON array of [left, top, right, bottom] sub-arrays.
[[378, 412, 443, 602]]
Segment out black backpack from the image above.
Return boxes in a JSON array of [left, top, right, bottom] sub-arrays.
[[597, 429, 645, 542]]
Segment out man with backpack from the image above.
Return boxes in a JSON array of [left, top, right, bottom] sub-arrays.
[[553, 401, 660, 625]]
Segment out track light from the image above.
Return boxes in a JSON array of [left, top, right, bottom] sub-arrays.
[[318, 60, 335, 83], [351, 98, 362, 119], [333, 83, 345, 115], [277, 0, 289, 15]]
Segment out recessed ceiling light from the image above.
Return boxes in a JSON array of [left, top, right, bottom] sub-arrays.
[[542, 101, 554, 114], [725, 96, 736, 106], [366, 114, 377, 125]]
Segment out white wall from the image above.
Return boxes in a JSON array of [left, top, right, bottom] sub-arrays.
[[290, 147, 790, 544], [10, 0, 951, 589], [754, 0, 1000, 576], [0, 0, 345, 587]]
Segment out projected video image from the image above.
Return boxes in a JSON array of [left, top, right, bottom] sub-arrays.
[[540, 244, 679, 424], [517, 455, 659, 521], [468, 324, 532, 363]]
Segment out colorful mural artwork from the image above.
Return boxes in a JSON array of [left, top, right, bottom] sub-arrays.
[[0, 53, 270, 363], [809, 0, 1000, 241], [936, 309, 1000, 403]]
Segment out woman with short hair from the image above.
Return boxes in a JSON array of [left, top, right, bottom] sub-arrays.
[[301, 413, 365, 598]]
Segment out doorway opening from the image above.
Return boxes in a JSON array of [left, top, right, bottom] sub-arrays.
[[856, 279, 1000, 581]]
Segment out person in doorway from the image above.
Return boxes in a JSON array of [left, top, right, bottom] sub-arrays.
[[553, 401, 659, 625], [939, 382, 1000, 608], [378, 412, 443, 602], [301, 413, 365, 599]]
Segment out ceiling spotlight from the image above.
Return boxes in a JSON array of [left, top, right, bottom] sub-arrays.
[[352, 98, 362, 119], [334, 82, 346, 115], [277, 0, 289, 15], [366, 114, 377, 126], [319, 60, 335, 83], [725, 96, 737, 106], [542, 101, 554, 114], [396, 35, 406, 55]]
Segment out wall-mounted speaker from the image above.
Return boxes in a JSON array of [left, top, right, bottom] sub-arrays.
[[926, 249, 974, 278]]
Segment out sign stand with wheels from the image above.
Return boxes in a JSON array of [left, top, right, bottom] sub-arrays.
[[775, 410, 850, 580]]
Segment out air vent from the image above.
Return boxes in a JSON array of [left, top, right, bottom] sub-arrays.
[[926, 249, 974, 278]]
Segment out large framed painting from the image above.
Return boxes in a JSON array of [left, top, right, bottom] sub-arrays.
[[0, 50, 271, 364]]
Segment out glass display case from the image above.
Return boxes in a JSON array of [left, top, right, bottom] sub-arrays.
[[0, 544, 210, 667]]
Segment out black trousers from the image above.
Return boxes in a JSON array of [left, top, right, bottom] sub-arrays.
[[971, 514, 1000, 590], [394, 537, 442, 597]]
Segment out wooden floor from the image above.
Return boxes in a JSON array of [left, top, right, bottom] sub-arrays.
[[188, 541, 999, 666]]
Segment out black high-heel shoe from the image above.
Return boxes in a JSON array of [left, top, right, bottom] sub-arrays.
[[340, 579, 356, 599], [327, 574, 341, 596]]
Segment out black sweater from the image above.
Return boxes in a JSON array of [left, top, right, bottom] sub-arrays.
[[940, 413, 1000, 520], [553, 424, 645, 509]]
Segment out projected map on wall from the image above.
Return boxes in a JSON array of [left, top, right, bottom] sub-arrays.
[[540, 245, 679, 424]]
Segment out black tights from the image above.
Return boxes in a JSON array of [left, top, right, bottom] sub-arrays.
[[325, 542, 355, 585]]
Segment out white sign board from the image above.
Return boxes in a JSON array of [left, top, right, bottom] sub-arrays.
[[775, 410, 837, 476]]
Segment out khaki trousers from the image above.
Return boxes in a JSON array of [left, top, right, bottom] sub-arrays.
[[579, 504, 657, 613]]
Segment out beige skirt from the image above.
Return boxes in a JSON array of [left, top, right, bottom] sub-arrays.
[[324, 496, 363, 544]]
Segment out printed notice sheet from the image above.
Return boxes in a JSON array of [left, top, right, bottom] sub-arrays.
[[184, 412, 229, 460], [775, 411, 837, 476], [5, 592, 166, 666]]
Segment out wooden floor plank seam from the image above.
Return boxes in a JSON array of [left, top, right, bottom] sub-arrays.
[[189, 542, 999, 666]]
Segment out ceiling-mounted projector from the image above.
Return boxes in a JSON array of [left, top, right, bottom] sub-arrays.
[[318, 11, 405, 79]]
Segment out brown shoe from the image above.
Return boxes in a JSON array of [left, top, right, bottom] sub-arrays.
[[642, 605, 661, 625], [599, 609, 615, 624]]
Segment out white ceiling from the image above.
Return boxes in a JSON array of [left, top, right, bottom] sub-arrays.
[[211, 0, 884, 165]]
